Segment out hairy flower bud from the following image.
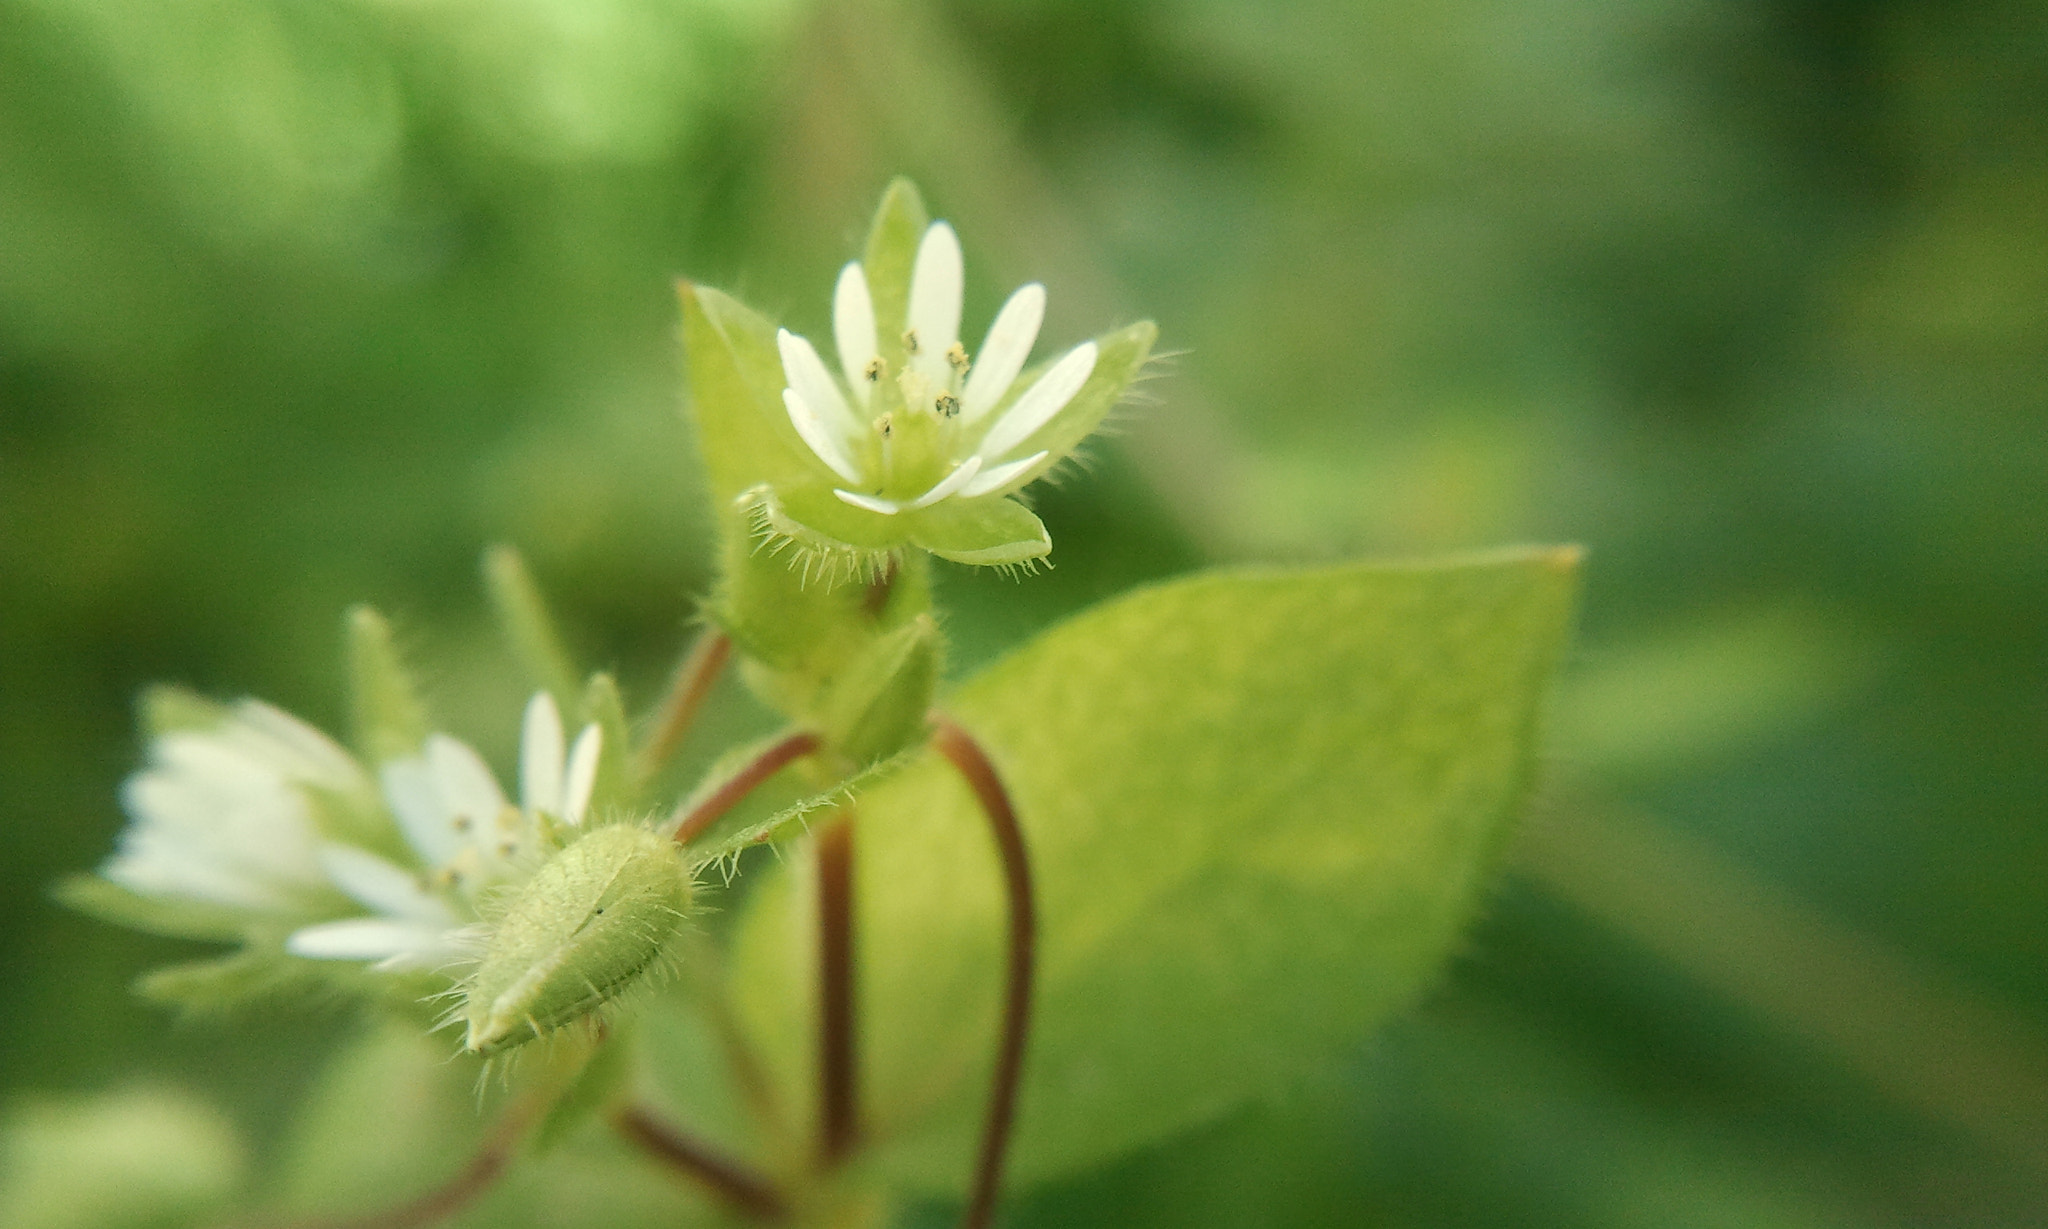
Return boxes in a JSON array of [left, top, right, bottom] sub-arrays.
[[461, 825, 691, 1055]]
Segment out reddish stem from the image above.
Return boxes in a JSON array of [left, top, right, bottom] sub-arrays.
[[612, 1104, 789, 1221], [816, 813, 859, 1165], [930, 717, 1038, 1229], [669, 731, 820, 845], [637, 627, 732, 782]]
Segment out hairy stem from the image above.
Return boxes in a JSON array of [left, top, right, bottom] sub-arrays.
[[930, 717, 1037, 1229], [612, 1105, 790, 1221], [636, 626, 732, 783], [816, 813, 860, 1166], [669, 730, 820, 845]]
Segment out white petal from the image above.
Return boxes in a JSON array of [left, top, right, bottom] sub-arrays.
[[958, 450, 1048, 498], [778, 329, 858, 443], [976, 341, 1098, 461], [561, 724, 602, 826], [906, 222, 963, 382], [833, 489, 901, 515], [287, 918, 450, 963], [783, 388, 863, 484], [519, 692, 565, 818], [426, 735, 509, 837], [317, 844, 452, 924], [906, 456, 985, 510], [103, 836, 291, 912], [833, 262, 878, 407], [229, 700, 366, 791], [962, 283, 1045, 421], [380, 756, 463, 869]]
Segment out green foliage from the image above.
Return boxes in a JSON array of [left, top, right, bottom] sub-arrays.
[[0, 1087, 244, 1229], [732, 549, 1580, 1192]]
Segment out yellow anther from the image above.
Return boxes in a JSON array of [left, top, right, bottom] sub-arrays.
[[934, 392, 961, 418], [946, 342, 971, 375], [902, 328, 920, 355], [863, 357, 887, 382]]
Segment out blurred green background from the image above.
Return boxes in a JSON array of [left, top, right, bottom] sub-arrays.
[[2, 0, 2044, 1224]]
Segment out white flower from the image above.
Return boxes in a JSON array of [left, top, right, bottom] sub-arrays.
[[106, 700, 370, 914], [777, 220, 1099, 516], [285, 693, 602, 971]]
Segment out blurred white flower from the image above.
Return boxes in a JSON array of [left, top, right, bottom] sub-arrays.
[[106, 700, 368, 915], [286, 692, 601, 970]]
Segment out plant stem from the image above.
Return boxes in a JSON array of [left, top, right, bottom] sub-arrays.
[[930, 717, 1037, 1229], [611, 1105, 790, 1221], [636, 626, 733, 782], [669, 731, 820, 845], [816, 812, 860, 1166]]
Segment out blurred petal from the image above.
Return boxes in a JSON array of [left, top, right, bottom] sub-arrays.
[[959, 450, 1047, 498], [562, 724, 602, 826], [519, 692, 564, 818], [907, 222, 963, 381], [833, 262, 878, 406], [907, 456, 985, 509], [963, 283, 1045, 420], [834, 489, 901, 514], [977, 341, 1098, 461], [784, 388, 863, 483]]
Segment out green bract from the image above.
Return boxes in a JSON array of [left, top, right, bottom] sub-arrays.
[[462, 824, 694, 1056]]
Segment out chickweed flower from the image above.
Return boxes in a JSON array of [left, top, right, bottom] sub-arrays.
[[707, 180, 1156, 573], [287, 693, 602, 971], [779, 222, 1096, 517]]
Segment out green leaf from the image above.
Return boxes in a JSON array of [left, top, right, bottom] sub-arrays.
[[344, 605, 428, 765], [483, 543, 583, 713], [729, 548, 1581, 1191], [862, 177, 931, 373]]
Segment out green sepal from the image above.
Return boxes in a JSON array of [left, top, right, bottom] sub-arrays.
[[862, 178, 931, 372], [907, 495, 1052, 567], [818, 616, 941, 764], [136, 685, 226, 740], [686, 750, 917, 875], [750, 482, 904, 564], [484, 544, 582, 713], [344, 605, 429, 765], [462, 826, 693, 1055], [982, 320, 1159, 494], [677, 281, 817, 503], [578, 672, 635, 821], [54, 875, 249, 945]]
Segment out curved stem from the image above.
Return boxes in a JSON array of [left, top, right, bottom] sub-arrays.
[[669, 731, 821, 844], [816, 811, 859, 1165], [636, 626, 733, 783], [612, 1104, 790, 1221], [930, 717, 1037, 1229]]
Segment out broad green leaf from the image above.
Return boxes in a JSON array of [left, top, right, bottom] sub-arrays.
[[483, 544, 583, 713], [729, 549, 1580, 1191], [0, 1087, 243, 1229], [344, 604, 428, 765]]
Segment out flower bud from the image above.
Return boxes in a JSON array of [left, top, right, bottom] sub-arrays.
[[461, 825, 691, 1055]]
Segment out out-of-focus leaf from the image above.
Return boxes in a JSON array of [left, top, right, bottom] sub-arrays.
[[0, 1086, 244, 1229], [731, 548, 1581, 1191]]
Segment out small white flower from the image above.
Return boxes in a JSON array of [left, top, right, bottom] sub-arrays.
[[106, 700, 369, 914], [286, 693, 602, 971], [777, 221, 1099, 516]]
